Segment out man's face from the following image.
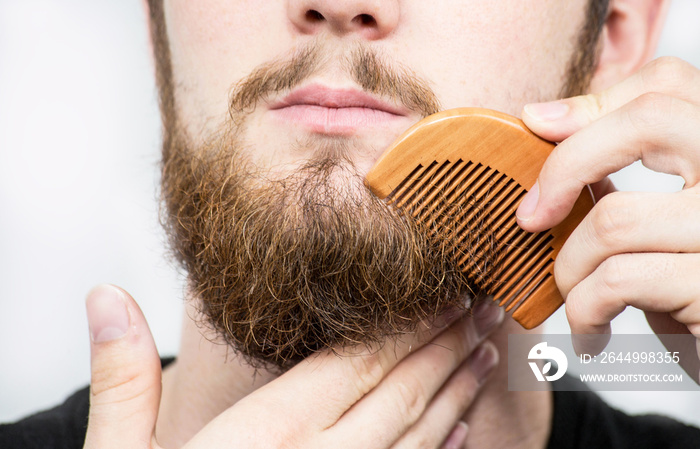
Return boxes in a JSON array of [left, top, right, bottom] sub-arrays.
[[155, 0, 595, 370], [164, 0, 588, 175]]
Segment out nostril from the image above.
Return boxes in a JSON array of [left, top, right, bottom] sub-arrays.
[[354, 13, 377, 27], [305, 10, 325, 22]]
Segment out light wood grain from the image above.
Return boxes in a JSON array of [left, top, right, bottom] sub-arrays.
[[365, 108, 594, 329]]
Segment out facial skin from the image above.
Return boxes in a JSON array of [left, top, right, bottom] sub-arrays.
[[152, 0, 603, 370], [164, 1, 588, 149]]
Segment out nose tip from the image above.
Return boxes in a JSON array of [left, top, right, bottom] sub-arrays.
[[289, 1, 399, 40]]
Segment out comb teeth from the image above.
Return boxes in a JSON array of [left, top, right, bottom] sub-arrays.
[[365, 108, 595, 329], [387, 159, 555, 318]]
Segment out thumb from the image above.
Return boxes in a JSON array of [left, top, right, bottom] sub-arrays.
[[83, 284, 162, 449]]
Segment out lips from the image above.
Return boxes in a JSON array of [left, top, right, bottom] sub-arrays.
[[268, 84, 409, 135]]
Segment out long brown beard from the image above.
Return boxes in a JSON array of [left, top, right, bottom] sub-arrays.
[[162, 134, 474, 371], [161, 45, 474, 371], [154, 0, 608, 369]]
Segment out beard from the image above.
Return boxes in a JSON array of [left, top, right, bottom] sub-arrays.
[[145, 0, 606, 371], [161, 44, 475, 371]]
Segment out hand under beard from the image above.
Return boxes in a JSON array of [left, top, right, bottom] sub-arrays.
[[160, 44, 477, 371]]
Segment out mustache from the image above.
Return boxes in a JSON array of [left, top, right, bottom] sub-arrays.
[[228, 43, 441, 119]]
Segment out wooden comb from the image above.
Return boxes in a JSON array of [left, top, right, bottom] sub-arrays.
[[364, 108, 594, 329]]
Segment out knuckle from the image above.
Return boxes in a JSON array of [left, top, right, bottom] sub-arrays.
[[347, 351, 386, 396], [625, 92, 674, 133], [582, 92, 607, 120], [643, 57, 696, 94], [89, 351, 159, 406], [90, 369, 150, 406], [588, 193, 637, 247], [390, 375, 427, 423], [596, 255, 629, 297]]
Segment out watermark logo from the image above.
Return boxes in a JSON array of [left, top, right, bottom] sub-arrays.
[[510, 334, 698, 391], [528, 342, 568, 382]]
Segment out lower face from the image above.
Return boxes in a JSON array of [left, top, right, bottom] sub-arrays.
[[158, 0, 591, 369]]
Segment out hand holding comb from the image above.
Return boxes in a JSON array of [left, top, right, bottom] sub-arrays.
[[364, 108, 594, 329]]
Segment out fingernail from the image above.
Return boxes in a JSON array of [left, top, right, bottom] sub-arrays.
[[473, 301, 504, 338], [468, 342, 498, 384], [516, 181, 539, 221], [442, 421, 469, 449], [524, 101, 569, 121], [86, 285, 130, 343]]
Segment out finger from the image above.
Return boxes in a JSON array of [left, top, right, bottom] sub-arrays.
[[565, 253, 700, 354], [392, 342, 498, 449], [523, 57, 700, 142], [646, 310, 692, 335], [440, 421, 469, 449], [517, 94, 700, 231], [326, 303, 503, 449], [83, 285, 161, 449], [589, 177, 617, 201], [555, 190, 700, 297], [646, 313, 700, 384], [255, 302, 472, 431]]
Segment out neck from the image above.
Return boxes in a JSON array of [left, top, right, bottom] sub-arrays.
[[155, 302, 552, 449], [462, 318, 553, 448]]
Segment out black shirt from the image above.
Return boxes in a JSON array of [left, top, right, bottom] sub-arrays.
[[2, 371, 699, 449], [547, 375, 700, 448]]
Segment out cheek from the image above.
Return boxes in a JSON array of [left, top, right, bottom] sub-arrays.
[[399, 1, 584, 114], [165, 0, 292, 136]]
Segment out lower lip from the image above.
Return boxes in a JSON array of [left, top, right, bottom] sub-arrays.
[[270, 105, 403, 135]]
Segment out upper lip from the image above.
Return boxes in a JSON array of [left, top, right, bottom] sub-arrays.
[[268, 84, 409, 116]]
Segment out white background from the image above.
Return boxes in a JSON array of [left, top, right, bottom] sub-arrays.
[[1, 0, 699, 427]]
